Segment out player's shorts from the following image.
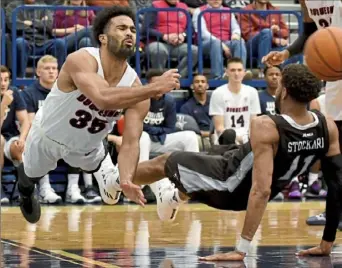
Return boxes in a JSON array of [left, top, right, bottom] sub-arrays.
[[164, 151, 253, 211], [23, 116, 107, 178], [3, 136, 20, 167]]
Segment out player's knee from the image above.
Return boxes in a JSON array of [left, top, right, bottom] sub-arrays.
[[9, 143, 22, 161], [260, 29, 272, 38]]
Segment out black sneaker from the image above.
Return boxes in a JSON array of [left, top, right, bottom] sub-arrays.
[[19, 186, 41, 224], [84, 186, 102, 204]]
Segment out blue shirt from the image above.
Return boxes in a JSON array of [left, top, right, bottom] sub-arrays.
[[22, 81, 50, 113], [180, 95, 211, 131], [259, 90, 276, 115], [1, 88, 27, 139], [143, 94, 177, 144]]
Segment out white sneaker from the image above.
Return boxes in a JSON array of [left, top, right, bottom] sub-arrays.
[[156, 183, 180, 222], [39, 188, 62, 204], [1, 196, 9, 204], [93, 155, 121, 205], [66, 185, 86, 204]]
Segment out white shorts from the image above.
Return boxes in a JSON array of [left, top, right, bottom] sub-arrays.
[[4, 136, 20, 166], [23, 120, 107, 178]]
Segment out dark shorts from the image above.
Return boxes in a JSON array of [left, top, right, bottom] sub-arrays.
[[164, 151, 253, 211]]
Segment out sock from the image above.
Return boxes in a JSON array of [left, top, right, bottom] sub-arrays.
[[83, 173, 93, 188], [308, 173, 319, 186], [67, 174, 79, 191], [291, 177, 299, 183], [39, 175, 51, 190], [17, 163, 41, 195]]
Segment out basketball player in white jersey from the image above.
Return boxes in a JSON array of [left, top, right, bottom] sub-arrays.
[[17, 6, 180, 224], [262, 0, 342, 252]]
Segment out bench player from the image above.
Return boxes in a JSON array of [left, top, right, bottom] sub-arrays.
[[17, 6, 180, 224], [262, 0, 342, 227], [131, 64, 342, 260]]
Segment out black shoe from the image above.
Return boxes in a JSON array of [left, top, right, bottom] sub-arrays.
[[19, 187, 41, 224]]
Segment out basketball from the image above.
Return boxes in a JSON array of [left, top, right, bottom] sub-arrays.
[[304, 27, 342, 81]]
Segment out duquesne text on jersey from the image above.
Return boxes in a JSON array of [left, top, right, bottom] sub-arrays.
[[77, 94, 122, 118]]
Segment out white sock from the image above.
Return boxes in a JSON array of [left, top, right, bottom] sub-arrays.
[[308, 173, 319, 186], [83, 173, 93, 188], [39, 175, 51, 190], [291, 177, 299, 183], [67, 174, 79, 191]]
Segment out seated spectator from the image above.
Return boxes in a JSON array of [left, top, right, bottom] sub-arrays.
[[258, 65, 281, 115], [6, 0, 66, 77], [209, 58, 260, 144], [180, 73, 211, 150], [0, 65, 30, 203], [144, 0, 198, 77], [239, 0, 289, 76], [143, 69, 200, 153], [52, 0, 95, 52], [193, 0, 249, 79]]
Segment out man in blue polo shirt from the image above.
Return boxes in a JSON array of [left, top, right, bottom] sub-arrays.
[[1, 65, 30, 204], [180, 74, 211, 150]]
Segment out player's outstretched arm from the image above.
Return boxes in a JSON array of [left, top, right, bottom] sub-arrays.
[[118, 88, 150, 207], [199, 116, 278, 262], [63, 50, 180, 110], [297, 118, 342, 257], [262, 0, 317, 66]]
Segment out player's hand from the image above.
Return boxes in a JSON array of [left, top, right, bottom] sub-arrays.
[[120, 181, 146, 207], [296, 240, 333, 257], [262, 50, 289, 67], [199, 251, 246, 261], [156, 69, 181, 93], [1, 90, 13, 107]]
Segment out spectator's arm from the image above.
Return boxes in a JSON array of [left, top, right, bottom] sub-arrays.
[[238, 12, 258, 41], [32, 9, 53, 32], [16, 110, 30, 142], [180, 102, 192, 116], [209, 90, 225, 136], [143, 11, 164, 39], [193, 8, 217, 41], [231, 14, 241, 37], [21, 91, 36, 123], [5, 3, 30, 31], [250, 88, 261, 116], [52, 11, 76, 36], [276, 16, 289, 39]]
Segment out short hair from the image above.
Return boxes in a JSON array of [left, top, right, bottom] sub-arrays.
[[281, 64, 321, 103], [92, 6, 135, 46], [227, 57, 244, 67], [145, 69, 164, 82], [264, 65, 282, 75], [0, 65, 11, 77], [37, 55, 57, 68]]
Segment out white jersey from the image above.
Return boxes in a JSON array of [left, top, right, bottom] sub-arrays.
[[209, 84, 261, 138], [39, 47, 137, 152], [317, 94, 326, 114], [305, 0, 342, 121]]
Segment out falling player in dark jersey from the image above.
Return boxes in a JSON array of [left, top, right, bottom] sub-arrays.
[[131, 64, 342, 261]]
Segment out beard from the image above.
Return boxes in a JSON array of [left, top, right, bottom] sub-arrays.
[[107, 35, 135, 59]]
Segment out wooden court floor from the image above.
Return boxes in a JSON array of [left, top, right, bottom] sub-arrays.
[[1, 201, 342, 267]]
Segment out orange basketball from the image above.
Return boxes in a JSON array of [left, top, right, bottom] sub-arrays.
[[304, 27, 342, 81]]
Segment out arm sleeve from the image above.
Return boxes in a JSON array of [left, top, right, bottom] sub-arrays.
[[21, 91, 36, 113], [286, 22, 317, 57], [321, 154, 342, 242], [250, 88, 261, 115], [14, 90, 27, 111]]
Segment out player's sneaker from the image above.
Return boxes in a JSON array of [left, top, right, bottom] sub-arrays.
[[66, 185, 86, 204], [305, 181, 327, 198], [84, 186, 102, 204], [18, 185, 41, 224], [306, 212, 326, 226], [93, 155, 121, 205], [288, 181, 302, 199], [39, 187, 62, 204], [156, 183, 180, 222]]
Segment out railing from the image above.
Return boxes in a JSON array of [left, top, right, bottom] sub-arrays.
[[136, 7, 194, 87], [9, 5, 303, 88], [1, 8, 6, 65], [197, 9, 303, 88], [11, 5, 102, 86]]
